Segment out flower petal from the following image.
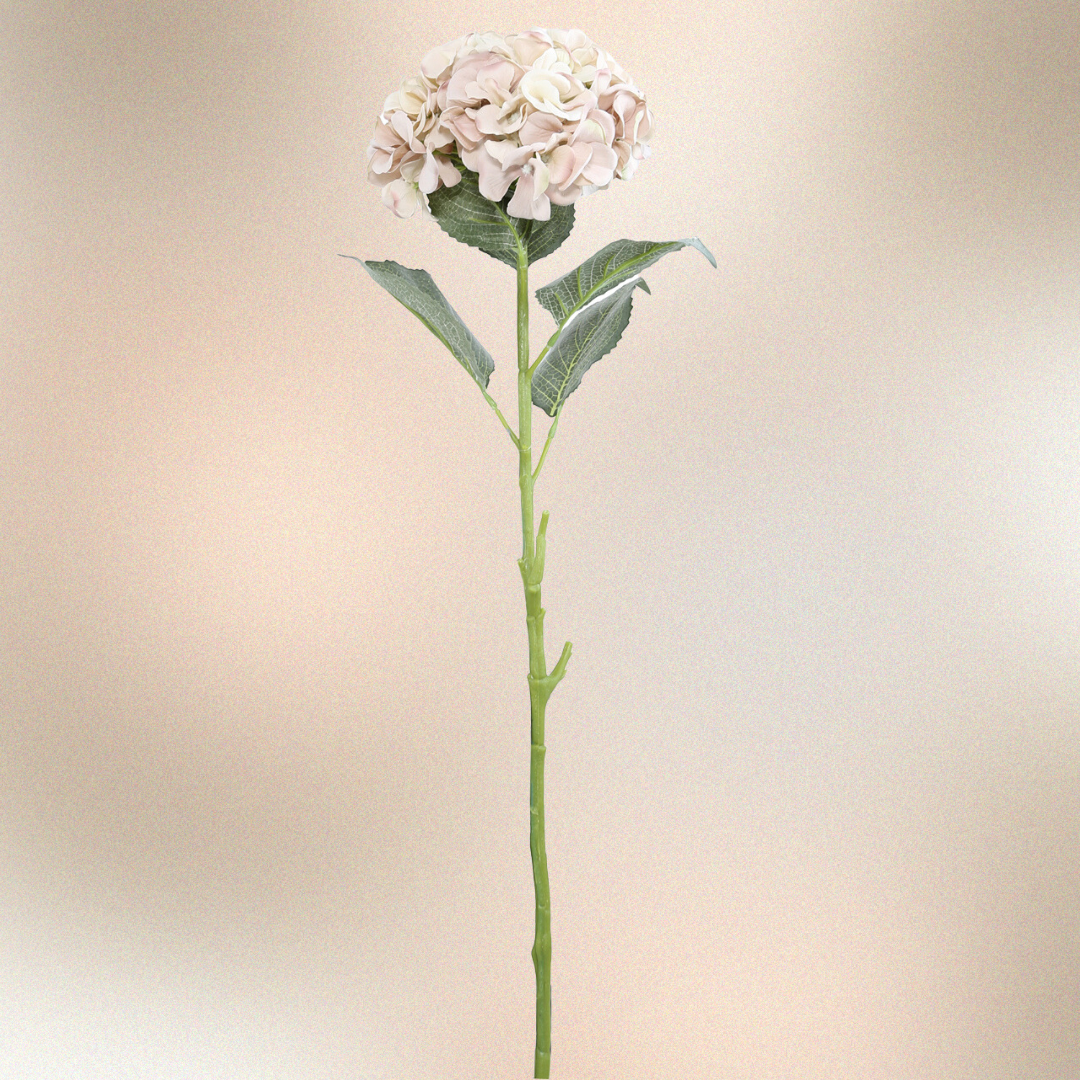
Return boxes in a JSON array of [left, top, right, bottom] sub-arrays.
[[547, 142, 590, 189], [506, 170, 551, 220], [381, 179, 420, 217]]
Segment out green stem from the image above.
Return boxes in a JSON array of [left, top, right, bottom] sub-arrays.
[[532, 411, 561, 482], [479, 384, 521, 448], [515, 248, 570, 1079]]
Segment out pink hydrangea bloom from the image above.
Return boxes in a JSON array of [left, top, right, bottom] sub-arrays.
[[366, 29, 653, 220]]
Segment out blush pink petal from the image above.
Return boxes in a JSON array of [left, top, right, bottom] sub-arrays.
[[424, 124, 457, 153], [474, 103, 512, 136], [370, 120, 401, 151], [474, 58, 521, 104], [462, 144, 518, 201], [389, 111, 426, 153], [580, 143, 618, 184], [507, 171, 551, 220], [444, 54, 496, 106], [441, 108, 483, 149], [367, 149, 396, 177], [590, 68, 613, 97], [517, 111, 565, 148], [573, 108, 616, 146], [497, 100, 530, 132], [547, 142, 591, 188]]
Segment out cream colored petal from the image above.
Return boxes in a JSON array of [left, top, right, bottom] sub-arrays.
[[381, 179, 420, 217], [529, 47, 564, 74], [495, 99, 529, 134], [417, 153, 441, 194], [532, 157, 550, 196], [465, 31, 509, 58], [398, 157, 424, 182], [518, 69, 577, 118], [398, 76, 429, 116]]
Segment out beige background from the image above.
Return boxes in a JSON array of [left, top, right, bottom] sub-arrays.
[[3, 2, 1079, 1078]]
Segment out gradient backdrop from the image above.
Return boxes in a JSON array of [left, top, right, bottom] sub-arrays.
[[3, 2, 1079, 1078]]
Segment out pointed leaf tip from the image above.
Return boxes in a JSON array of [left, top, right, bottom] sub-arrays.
[[681, 237, 717, 268]]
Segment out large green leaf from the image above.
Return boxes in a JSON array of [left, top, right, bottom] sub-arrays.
[[530, 275, 649, 417], [535, 238, 716, 323], [426, 161, 575, 268], [530, 238, 716, 416], [345, 256, 494, 388]]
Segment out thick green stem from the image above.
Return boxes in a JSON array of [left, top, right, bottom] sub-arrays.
[[515, 249, 570, 1079]]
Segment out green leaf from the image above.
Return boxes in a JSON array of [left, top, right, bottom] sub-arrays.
[[530, 275, 649, 417], [524, 198, 578, 264], [530, 237, 716, 416], [534, 238, 716, 324], [344, 256, 494, 389], [426, 162, 575, 268]]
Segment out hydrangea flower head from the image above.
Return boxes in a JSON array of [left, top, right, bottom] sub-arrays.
[[367, 28, 653, 221]]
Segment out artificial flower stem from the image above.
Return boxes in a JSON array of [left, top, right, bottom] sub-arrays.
[[515, 249, 570, 1079]]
